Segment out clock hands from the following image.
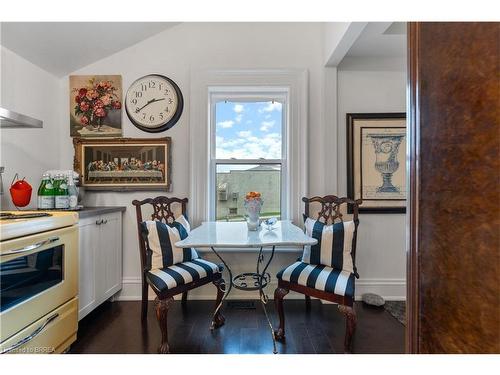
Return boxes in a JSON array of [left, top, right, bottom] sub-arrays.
[[135, 97, 166, 113]]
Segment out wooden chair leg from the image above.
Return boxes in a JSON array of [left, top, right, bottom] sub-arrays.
[[155, 296, 174, 354], [211, 278, 226, 328], [181, 291, 188, 306], [273, 287, 289, 341], [338, 304, 357, 353], [305, 295, 311, 309], [141, 279, 148, 321]]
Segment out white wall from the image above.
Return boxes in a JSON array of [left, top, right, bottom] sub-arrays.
[[0, 46, 62, 210], [59, 23, 331, 300], [336, 57, 407, 299]]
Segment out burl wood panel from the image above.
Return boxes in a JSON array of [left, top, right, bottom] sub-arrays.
[[408, 22, 500, 353]]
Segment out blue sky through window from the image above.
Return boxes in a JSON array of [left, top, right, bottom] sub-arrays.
[[215, 101, 282, 166]]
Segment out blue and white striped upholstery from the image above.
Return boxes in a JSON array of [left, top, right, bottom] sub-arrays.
[[277, 261, 355, 297], [147, 258, 222, 293], [141, 215, 199, 269], [302, 216, 355, 274]]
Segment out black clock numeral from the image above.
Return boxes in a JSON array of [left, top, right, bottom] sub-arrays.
[[142, 113, 147, 120], [159, 113, 164, 120], [159, 83, 163, 91], [165, 107, 170, 113], [149, 81, 156, 88], [168, 98, 173, 104], [135, 91, 142, 98], [149, 115, 155, 122], [131, 98, 137, 105], [141, 83, 147, 91]]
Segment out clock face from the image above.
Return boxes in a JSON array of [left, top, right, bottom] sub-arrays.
[[125, 74, 183, 132]]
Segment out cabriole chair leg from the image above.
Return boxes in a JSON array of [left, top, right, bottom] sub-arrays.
[[155, 296, 174, 354], [211, 278, 226, 328], [338, 304, 357, 353], [273, 287, 289, 341]]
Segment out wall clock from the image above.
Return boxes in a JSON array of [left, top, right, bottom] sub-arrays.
[[125, 74, 183, 133]]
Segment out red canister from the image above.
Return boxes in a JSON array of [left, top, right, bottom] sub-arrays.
[[9, 174, 32, 207]]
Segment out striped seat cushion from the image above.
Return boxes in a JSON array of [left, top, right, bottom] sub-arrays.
[[146, 258, 222, 293], [141, 215, 199, 269], [277, 261, 355, 297], [302, 216, 356, 274]]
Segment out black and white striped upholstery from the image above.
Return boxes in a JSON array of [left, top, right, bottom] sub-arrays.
[[302, 216, 356, 274], [277, 261, 355, 297], [141, 215, 199, 269], [147, 258, 222, 293]]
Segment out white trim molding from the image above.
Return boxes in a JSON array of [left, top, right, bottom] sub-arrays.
[[115, 277, 406, 302], [189, 69, 309, 226]]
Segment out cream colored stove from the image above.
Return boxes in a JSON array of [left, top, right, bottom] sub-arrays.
[[0, 211, 79, 354]]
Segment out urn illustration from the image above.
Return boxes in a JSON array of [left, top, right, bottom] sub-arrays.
[[368, 134, 405, 193]]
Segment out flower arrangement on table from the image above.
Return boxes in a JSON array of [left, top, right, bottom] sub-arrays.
[[244, 191, 263, 231], [73, 78, 121, 131]]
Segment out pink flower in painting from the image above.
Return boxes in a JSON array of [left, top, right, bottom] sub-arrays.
[[86, 89, 98, 100], [94, 99, 104, 108], [75, 95, 82, 103], [80, 116, 89, 125], [100, 95, 112, 106], [94, 107, 107, 118], [79, 101, 90, 111], [78, 88, 88, 97], [112, 101, 122, 110]]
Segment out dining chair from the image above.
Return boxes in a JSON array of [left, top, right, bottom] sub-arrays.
[[274, 195, 362, 353], [132, 196, 225, 353]]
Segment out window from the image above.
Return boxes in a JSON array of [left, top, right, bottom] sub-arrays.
[[209, 91, 288, 221]]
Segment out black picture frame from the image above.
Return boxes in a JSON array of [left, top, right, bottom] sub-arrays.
[[347, 112, 407, 214]]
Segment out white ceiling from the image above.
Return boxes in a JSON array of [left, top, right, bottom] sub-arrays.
[[345, 22, 406, 58], [1, 22, 179, 77]]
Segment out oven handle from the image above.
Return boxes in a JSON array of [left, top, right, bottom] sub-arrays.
[[1, 236, 60, 256], [0, 313, 59, 354]]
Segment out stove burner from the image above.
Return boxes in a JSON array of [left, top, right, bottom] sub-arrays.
[[0, 212, 52, 220]]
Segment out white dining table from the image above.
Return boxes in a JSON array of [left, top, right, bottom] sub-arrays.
[[175, 220, 317, 354]]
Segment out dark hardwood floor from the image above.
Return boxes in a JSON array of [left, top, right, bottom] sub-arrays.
[[71, 299, 404, 354]]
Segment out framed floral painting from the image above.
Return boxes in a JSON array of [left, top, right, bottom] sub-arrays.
[[69, 75, 123, 137], [347, 113, 407, 213], [73, 137, 172, 191]]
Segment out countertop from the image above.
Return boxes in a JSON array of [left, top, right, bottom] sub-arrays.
[[77, 206, 126, 219]]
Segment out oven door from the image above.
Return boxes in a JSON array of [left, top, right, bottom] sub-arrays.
[[0, 225, 78, 342]]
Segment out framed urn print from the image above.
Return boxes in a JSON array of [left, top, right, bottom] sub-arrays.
[[347, 113, 407, 213], [73, 137, 171, 191], [70, 75, 123, 137]]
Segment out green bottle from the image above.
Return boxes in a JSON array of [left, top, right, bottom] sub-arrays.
[[55, 174, 69, 209], [37, 173, 55, 209]]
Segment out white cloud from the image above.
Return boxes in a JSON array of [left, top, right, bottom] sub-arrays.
[[237, 130, 252, 138], [233, 104, 245, 113], [265, 114, 271, 119], [216, 132, 282, 159], [259, 102, 282, 113], [217, 120, 234, 128], [260, 120, 275, 132], [235, 114, 243, 123]]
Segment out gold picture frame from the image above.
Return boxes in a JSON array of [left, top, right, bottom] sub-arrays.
[[73, 137, 172, 191]]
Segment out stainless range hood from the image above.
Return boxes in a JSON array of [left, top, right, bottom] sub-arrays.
[[0, 106, 43, 128]]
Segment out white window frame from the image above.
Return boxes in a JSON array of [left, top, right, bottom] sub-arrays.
[[209, 89, 289, 221], [189, 69, 308, 227]]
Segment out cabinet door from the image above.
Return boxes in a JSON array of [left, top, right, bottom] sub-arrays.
[[98, 212, 122, 300], [77, 217, 99, 320]]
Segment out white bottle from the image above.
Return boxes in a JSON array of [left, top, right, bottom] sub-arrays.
[[67, 172, 78, 209]]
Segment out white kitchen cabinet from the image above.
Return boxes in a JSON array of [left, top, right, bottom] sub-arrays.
[[77, 210, 123, 320]]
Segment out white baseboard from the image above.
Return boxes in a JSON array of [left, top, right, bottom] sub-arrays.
[[115, 276, 406, 302]]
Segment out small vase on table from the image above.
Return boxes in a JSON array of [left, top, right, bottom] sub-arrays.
[[244, 191, 263, 231]]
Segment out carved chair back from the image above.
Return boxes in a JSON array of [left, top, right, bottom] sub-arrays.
[[132, 196, 188, 275], [302, 195, 362, 275]]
